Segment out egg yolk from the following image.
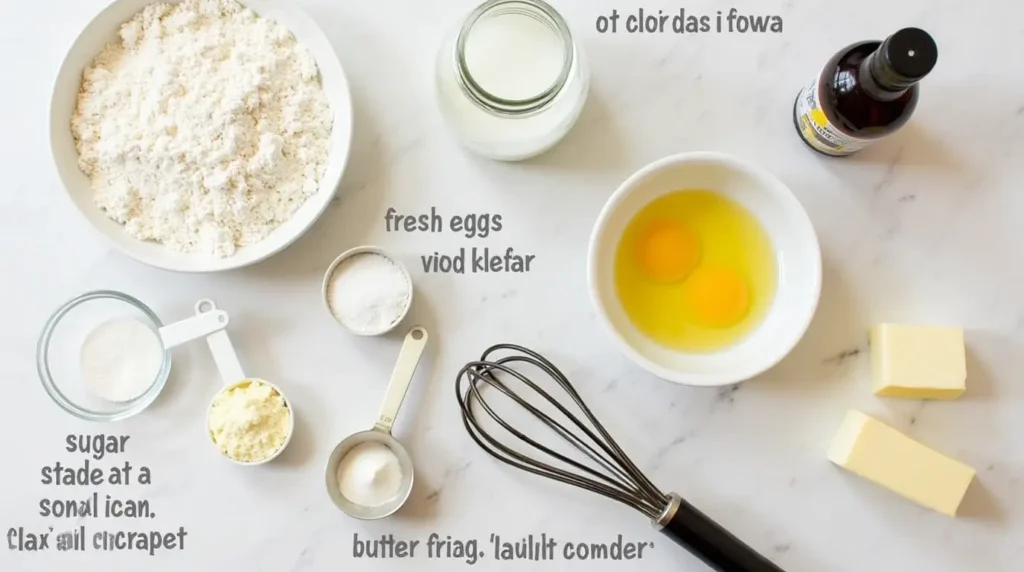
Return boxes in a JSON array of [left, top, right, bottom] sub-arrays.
[[685, 266, 750, 327], [635, 220, 701, 283]]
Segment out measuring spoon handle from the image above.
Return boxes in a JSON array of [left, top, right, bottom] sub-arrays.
[[159, 310, 229, 349], [195, 299, 246, 385], [374, 326, 429, 434]]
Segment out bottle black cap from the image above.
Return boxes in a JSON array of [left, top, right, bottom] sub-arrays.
[[883, 28, 937, 81]]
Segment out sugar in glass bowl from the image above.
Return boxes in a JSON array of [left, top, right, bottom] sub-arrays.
[[37, 290, 171, 422]]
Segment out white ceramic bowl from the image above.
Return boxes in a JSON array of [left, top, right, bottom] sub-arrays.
[[49, 0, 353, 272], [587, 152, 822, 387]]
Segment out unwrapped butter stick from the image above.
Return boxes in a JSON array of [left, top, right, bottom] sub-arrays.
[[870, 323, 966, 399], [828, 410, 975, 517]]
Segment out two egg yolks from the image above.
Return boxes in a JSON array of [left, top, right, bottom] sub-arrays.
[[635, 220, 750, 327]]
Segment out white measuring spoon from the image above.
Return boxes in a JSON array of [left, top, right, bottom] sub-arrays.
[[157, 306, 230, 349], [195, 299, 295, 466]]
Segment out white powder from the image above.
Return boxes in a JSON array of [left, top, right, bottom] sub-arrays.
[[80, 318, 165, 402], [71, 0, 333, 258], [336, 442, 404, 507], [327, 253, 411, 334]]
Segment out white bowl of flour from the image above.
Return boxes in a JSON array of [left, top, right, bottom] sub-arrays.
[[49, 0, 353, 272]]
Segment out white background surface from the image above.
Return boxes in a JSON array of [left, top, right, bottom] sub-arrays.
[[2, 0, 1022, 570]]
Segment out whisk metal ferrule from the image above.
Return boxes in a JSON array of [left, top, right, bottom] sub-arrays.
[[652, 492, 681, 529]]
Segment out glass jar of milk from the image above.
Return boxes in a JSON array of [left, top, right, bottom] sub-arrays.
[[435, 0, 590, 161]]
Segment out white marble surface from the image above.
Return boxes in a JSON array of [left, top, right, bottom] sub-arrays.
[[2, 0, 1022, 570]]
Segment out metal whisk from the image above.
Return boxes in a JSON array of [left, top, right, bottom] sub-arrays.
[[456, 344, 785, 572]]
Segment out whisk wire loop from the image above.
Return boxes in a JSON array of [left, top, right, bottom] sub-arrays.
[[456, 344, 669, 520], [465, 359, 639, 486], [480, 345, 666, 500]]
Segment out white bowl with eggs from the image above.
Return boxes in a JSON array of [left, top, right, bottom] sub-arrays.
[[49, 0, 353, 272], [587, 152, 822, 387]]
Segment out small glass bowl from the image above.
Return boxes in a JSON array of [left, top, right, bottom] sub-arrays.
[[37, 290, 171, 422]]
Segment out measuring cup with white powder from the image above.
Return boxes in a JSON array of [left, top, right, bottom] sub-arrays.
[[322, 246, 413, 336], [196, 299, 295, 466], [37, 290, 231, 421], [325, 326, 429, 518]]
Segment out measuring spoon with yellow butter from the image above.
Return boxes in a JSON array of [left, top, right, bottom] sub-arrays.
[[195, 299, 294, 466]]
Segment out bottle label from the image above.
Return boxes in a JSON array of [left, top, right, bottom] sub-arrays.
[[794, 75, 873, 156]]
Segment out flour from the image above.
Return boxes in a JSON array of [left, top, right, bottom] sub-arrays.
[[327, 252, 412, 333], [79, 318, 165, 402], [71, 0, 333, 257]]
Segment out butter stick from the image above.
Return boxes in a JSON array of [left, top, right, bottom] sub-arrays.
[[870, 323, 966, 399], [828, 410, 975, 517]]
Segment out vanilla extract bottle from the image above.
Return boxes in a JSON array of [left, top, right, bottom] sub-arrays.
[[793, 27, 938, 156]]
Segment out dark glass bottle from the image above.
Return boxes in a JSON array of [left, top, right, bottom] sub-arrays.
[[793, 28, 938, 156]]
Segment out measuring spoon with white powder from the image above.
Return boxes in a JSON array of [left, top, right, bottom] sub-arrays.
[[325, 326, 429, 518], [196, 299, 295, 466]]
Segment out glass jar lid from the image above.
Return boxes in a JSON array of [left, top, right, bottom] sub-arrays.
[[454, 0, 575, 115]]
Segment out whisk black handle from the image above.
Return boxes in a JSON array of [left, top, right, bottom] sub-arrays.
[[657, 494, 785, 572]]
